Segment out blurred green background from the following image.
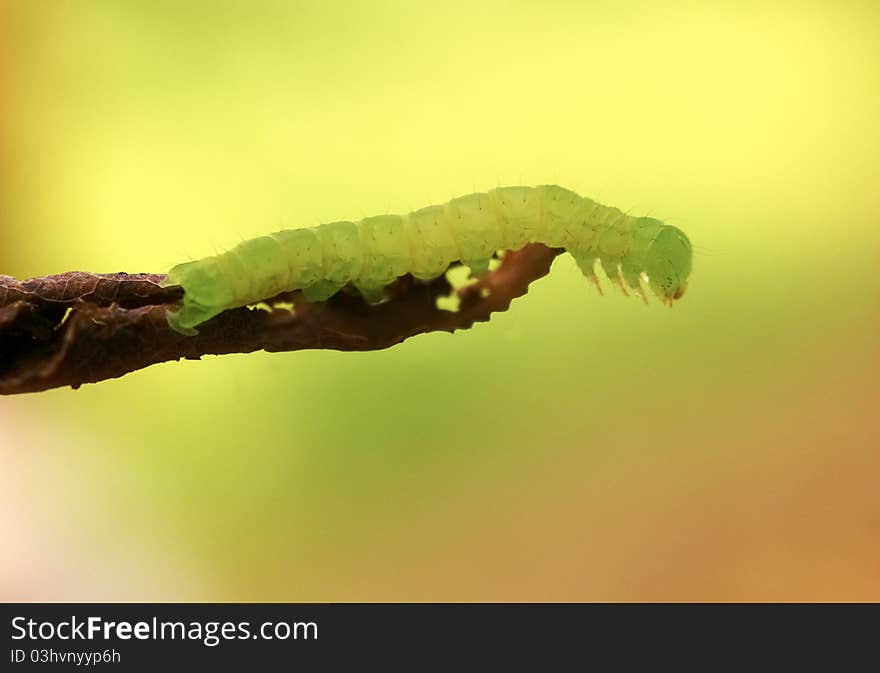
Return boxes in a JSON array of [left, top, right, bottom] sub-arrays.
[[1, 1, 878, 601]]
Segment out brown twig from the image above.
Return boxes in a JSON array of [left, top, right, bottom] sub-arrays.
[[0, 244, 563, 394]]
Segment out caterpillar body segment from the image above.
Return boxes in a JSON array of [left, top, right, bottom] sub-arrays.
[[272, 228, 322, 288], [537, 184, 591, 249], [163, 185, 693, 335], [315, 220, 361, 284], [491, 185, 543, 249], [445, 191, 502, 274], [405, 205, 459, 281]]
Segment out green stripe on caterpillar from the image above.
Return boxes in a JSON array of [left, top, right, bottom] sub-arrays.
[[161, 185, 693, 335]]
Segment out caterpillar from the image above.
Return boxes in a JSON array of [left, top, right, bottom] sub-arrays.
[[162, 185, 693, 335]]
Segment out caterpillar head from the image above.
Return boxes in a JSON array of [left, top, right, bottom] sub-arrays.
[[643, 225, 692, 305]]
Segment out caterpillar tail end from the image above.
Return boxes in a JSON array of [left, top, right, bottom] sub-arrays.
[[164, 300, 227, 336], [159, 267, 198, 336], [160, 261, 231, 336], [165, 308, 200, 337], [159, 261, 195, 290]]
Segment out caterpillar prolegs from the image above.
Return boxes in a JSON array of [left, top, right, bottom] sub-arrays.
[[162, 185, 693, 335]]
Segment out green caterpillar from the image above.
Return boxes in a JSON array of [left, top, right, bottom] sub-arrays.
[[162, 185, 693, 335]]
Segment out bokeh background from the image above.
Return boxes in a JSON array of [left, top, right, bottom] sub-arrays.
[[1, 1, 878, 601]]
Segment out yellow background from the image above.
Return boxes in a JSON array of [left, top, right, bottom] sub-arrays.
[[1, 1, 878, 600]]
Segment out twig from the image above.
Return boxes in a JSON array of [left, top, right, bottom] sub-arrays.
[[0, 244, 563, 394]]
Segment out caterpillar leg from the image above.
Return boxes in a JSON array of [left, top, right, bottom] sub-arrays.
[[463, 258, 491, 277], [353, 281, 389, 304], [411, 272, 444, 282], [572, 253, 603, 295], [301, 280, 345, 302], [600, 258, 629, 296], [621, 265, 648, 304]]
